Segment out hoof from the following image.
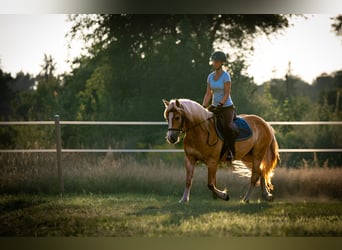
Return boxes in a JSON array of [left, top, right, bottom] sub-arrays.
[[224, 194, 230, 201], [179, 198, 189, 203], [263, 194, 274, 202], [241, 197, 249, 203], [267, 196, 274, 202], [223, 188, 229, 201]]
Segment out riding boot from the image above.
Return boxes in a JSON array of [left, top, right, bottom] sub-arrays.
[[224, 128, 236, 161], [226, 137, 235, 161], [224, 135, 235, 161], [226, 150, 234, 161]]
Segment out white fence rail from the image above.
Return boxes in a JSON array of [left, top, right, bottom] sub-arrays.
[[1, 117, 341, 193], [0, 119, 342, 154]]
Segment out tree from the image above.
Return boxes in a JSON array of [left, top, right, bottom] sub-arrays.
[[0, 69, 14, 120], [255, 69, 342, 166], [313, 70, 342, 114], [332, 15, 342, 37], [68, 14, 289, 61], [62, 14, 290, 148], [40, 54, 56, 83], [11, 54, 62, 121], [228, 56, 259, 114], [66, 14, 289, 109]]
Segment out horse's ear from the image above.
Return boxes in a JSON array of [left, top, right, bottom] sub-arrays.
[[175, 99, 184, 110], [162, 99, 169, 107], [175, 99, 181, 108]]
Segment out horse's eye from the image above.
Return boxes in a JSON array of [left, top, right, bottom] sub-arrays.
[[175, 116, 180, 121]]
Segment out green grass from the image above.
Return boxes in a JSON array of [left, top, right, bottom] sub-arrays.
[[1, 193, 341, 237], [0, 153, 341, 236]]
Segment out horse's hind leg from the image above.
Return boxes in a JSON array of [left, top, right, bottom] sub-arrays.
[[260, 176, 273, 201], [242, 158, 262, 203]]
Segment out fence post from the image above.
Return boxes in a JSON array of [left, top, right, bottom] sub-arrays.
[[54, 114, 64, 194]]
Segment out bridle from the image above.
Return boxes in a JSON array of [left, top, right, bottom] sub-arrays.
[[167, 113, 185, 133], [166, 109, 219, 146], [167, 112, 215, 134]]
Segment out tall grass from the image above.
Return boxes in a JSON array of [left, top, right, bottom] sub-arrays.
[[0, 152, 341, 201]]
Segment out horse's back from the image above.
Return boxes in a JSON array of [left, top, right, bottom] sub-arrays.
[[237, 114, 275, 155], [239, 114, 273, 135]]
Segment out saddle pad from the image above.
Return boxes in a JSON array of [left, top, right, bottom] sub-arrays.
[[215, 116, 253, 142]]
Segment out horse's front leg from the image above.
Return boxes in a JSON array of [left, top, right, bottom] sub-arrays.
[[207, 161, 229, 201], [179, 155, 195, 203]]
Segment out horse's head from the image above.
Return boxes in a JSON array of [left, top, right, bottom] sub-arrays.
[[163, 99, 185, 144]]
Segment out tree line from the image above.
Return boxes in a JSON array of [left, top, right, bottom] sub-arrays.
[[0, 14, 341, 166]]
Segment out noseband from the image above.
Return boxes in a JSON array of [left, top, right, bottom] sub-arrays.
[[168, 128, 183, 132], [167, 114, 185, 133]]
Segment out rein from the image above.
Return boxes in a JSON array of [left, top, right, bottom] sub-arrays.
[[168, 114, 219, 146], [183, 115, 215, 133], [168, 115, 215, 133]]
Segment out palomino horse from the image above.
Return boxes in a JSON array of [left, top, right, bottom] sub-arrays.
[[163, 98, 280, 203]]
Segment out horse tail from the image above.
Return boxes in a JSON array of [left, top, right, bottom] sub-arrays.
[[261, 134, 280, 193]]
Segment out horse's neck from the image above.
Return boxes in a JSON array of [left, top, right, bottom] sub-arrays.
[[184, 113, 212, 133], [182, 101, 212, 131], [183, 118, 215, 153]]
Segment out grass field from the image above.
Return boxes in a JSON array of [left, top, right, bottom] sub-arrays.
[[1, 193, 341, 237], [0, 153, 341, 236]]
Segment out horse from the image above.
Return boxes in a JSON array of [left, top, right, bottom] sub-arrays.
[[163, 98, 280, 203]]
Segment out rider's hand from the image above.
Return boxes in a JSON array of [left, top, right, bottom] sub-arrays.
[[213, 103, 223, 114]]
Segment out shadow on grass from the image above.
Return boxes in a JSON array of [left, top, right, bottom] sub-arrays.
[[0, 196, 48, 214], [130, 196, 273, 227]]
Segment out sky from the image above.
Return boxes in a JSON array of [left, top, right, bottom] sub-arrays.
[[246, 14, 342, 84], [0, 15, 83, 76], [0, 14, 341, 85]]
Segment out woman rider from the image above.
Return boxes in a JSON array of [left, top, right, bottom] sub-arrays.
[[202, 51, 236, 161]]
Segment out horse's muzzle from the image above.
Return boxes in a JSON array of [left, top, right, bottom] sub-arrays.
[[166, 130, 180, 144]]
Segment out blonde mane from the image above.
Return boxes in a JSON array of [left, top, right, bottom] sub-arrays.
[[167, 99, 212, 130]]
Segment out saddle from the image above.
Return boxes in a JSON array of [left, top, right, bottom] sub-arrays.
[[214, 116, 253, 142]]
